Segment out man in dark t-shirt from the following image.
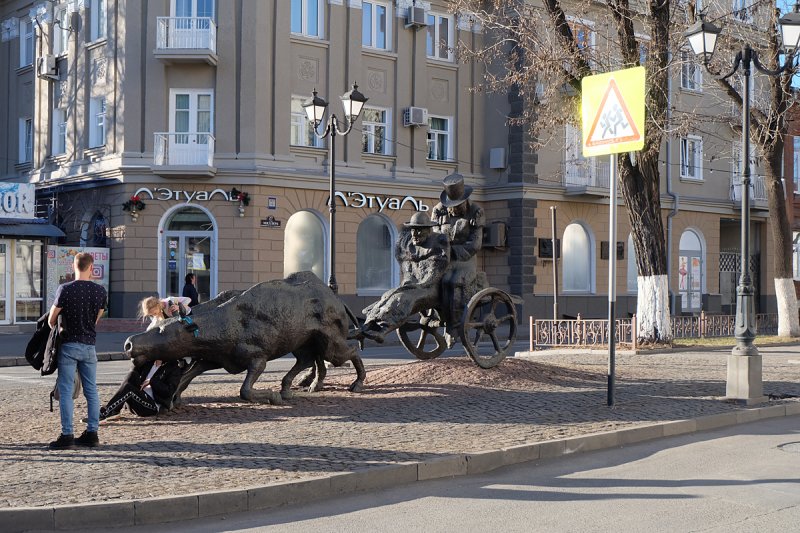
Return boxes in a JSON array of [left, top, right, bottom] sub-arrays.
[[47, 252, 107, 450]]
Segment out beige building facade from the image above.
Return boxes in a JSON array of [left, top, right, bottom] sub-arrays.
[[0, 0, 778, 325]]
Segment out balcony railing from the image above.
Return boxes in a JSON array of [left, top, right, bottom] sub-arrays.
[[154, 132, 215, 167], [156, 17, 217, 53], [562, 160, 611, 189], [730, 175, 767, 202]]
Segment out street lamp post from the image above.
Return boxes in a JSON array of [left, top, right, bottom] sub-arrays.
[[303, 84, 368, 294], [684, 10, 800, 403]]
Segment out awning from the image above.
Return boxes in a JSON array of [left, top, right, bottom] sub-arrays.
[[0, 218, 65, 238]]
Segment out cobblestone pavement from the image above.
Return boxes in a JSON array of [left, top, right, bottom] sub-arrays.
[[1, 346, 799, 509]]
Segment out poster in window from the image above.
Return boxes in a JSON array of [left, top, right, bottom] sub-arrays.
[[678, 256, 688, 290], [691, 291, 701, 309], [192, 253, 206, 270], [46, 246, 110, 309], [691, 257, 701, 291]]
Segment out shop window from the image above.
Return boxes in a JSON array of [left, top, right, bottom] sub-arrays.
[[563, 222, 593, 292], [679, 229, 704, 312], [357, 215, 396, 293], [14, 240, 42, 322], [284, 210, 326, 282]]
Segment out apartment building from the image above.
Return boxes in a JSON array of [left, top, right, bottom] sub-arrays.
[[0, 0, 779, 325]]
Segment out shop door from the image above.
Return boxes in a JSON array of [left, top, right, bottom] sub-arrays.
[[0, 240, 9, 324], [678, 254, 702, 313], [163, 232, 213, 303]]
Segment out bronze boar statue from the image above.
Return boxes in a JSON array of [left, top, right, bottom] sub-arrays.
[[123, 272, 365, 404]]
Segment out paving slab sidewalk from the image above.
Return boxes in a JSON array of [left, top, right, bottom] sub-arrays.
[[1, 346, 799, 532]]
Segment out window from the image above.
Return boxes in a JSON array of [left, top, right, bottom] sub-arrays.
[[427, 116, 452, 161], [679, 229, 704, 312], [426, 13, 453, 61], [290, 96, 323, 147], [284, 210, 326, 281], [90, 0, 106, 41], [681, 49, 702, 91], [19, 18, 33, 67], [53, 6, 69, 56], [627, 234, 638, 294], [563, 222, 593, 292], [357, 215, 396, 293], [15, 240, 43, 322], [52, 108, 67, 155], [291, 0, 322, 38], [89, 97, 106, 148], [362, 108, 390, 155], [794, 137, 800, 193], [568, 19, 594, 54], [18, 118, 33, 163], [680, 135, 702, 179], [733, 0, 752, 24], [731, 141, 756, 201], [362, 1, 389, 50], [793, 232, 800, 280]]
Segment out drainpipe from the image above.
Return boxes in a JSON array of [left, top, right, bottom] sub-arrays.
[[665, 51, 679, 314]]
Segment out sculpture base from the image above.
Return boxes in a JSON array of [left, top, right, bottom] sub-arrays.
[[725, 351, 767, 405]]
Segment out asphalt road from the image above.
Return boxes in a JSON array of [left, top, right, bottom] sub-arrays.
[[105, 415, 800, 533]]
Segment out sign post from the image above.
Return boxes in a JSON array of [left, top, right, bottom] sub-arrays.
[[581, 66, 645, 407]]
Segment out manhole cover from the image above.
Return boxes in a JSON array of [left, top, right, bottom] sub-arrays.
[[778, 442, 800, 453]]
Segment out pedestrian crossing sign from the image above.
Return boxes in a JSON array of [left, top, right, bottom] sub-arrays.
[[582, 66, 645, 157]]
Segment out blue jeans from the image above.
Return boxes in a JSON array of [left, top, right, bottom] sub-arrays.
[[56, 342, 100, 435]]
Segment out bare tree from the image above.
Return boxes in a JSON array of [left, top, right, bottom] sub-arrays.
[[452, 0, 675, 343]]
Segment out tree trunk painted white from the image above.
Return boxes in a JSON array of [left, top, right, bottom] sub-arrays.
[[775, 278, 800, 337], [636, 274, 672, 343]]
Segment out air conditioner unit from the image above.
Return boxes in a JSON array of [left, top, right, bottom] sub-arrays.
[[403, 106, 428, 127], [405, 6, 427, 28], [37, 55, 58, 80]]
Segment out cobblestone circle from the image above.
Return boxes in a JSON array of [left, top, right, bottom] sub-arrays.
[[1, 348, 798, 508]]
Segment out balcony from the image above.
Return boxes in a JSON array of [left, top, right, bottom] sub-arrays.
[[154, 17, 218, 65], [153, 132, 216, 178], [730, 175, 768, 205], [562, 159, 611, 196]]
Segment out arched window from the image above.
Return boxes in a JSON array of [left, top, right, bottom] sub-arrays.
[[627, 233, 637, 293], [563, 222, 593, 292], [357, 215, 396, 293], [678, 229, 704, 312], [284, 210, 326, 281]]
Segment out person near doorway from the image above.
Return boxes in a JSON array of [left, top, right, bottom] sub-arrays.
[[47, 252, 107, 450], [182, 273, 200, 307]]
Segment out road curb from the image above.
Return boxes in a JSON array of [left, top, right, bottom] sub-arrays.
[[0, 352, 128, 368], [1, 404, 797, 532]]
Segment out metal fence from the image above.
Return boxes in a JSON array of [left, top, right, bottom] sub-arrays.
[[529, 312, 779, 350]]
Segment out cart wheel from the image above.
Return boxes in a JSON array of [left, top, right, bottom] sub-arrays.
[[461, 288, 517, 369], [397, 309, 447, 360]]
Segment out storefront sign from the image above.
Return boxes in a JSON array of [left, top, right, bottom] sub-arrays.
[[260, 216, 281, 228], [0, 183, 35, 220], [337, 192, 430, 212], [46, 246, 111, 308], [268, 197, 277, 209], [133, 187, 235, 203]]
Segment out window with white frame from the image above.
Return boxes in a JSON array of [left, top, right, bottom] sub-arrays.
[[794, 137, 800, 193], [427, 116, 452, 161], [290, 96, 323, 148], [732, 0, 752, 24], [52, 108, 67, 155], [357, 215, 396, 292], [18, 118, 33, 163], [89, 97, 106, 148], [681, 49, 702, 91], [680, 135, 702, 179], [426, 13, 454, 61], [563, 222, 593, 293], [362, 108, 390, 155], [284, 210, 326, 281], [90, 0, 106, 41], [291, 0, 323, 38], [19, 18, 33, 67], [53, 5, 69, 56], [362, 1, 389, 50]]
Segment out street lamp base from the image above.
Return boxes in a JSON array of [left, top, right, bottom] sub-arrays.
[[725, 351, 767, 404]]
